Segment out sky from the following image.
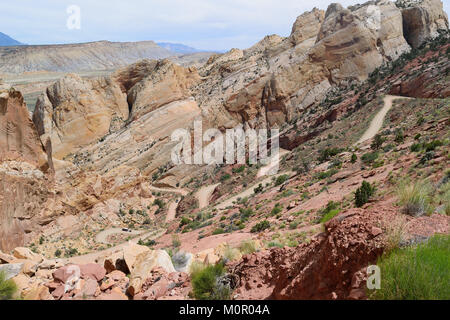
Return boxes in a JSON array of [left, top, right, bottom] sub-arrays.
[[1, 0, 449, 51]]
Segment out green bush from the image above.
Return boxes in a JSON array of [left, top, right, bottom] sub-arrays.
[[321, 209, 340, 223], [154, 199, 165, 209], [54, 249, 62, 257], [254, 184, 264, 194], [397, 180, 431, 216], [371, 134, 385, 150], [239, 239, 259, 254], [319, 201, 341, 223], [251, 220, 270, 233], [212, 228, 226, 235], [0, 271, 17, 300], [232, 165, 245, 174], [351, 153, 358, 164], [220, 174, 231, 182], [270, 203, 283, 216], [315, 168, 338, 180], [275, 175, 289, 186], [361, 152, 379, 165], [355, 181, 376, 207], [370, 235, 450, 300], [394, 129, 405, 144], [318, 148, 342, 162], [191, 263, 230, 300]]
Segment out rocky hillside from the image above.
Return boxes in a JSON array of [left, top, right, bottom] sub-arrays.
[[0, 0, 448, 301]]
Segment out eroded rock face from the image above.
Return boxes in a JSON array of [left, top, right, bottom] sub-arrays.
[[0, 87, 52, 252], [401, 0, 449, 48], [1, 89, 47, 167], [125, 59, 200, 119], [33, 74, 129, 159]]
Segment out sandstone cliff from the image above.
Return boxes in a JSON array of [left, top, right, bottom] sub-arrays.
[[0, 84, 52, 251]]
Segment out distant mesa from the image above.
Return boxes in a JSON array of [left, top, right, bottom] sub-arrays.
[[0, 32, 24, 46], [157, 42, 201, 54]]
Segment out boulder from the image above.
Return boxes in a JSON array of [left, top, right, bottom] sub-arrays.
[[79, 263, 106, 282], [123, 242, 151, 272], [127, 250, 175, 296], [12, 247, 44, 263], [0, 263, 24, 280], [0, 251, 14, 264], [98, 287, 129, 300]]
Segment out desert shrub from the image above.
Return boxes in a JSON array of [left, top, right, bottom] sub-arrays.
[[370, 235, 450, 300], [424, 140, 443, 152], [267, 241, 284, 248], [154, 199, 165, 209], [351, 153, 358, 164], [318, 148, 342, 162], [275, 174, 289, 186], [138, 239, 156, 247], [191, 262, 230, 300], [361, 151, 379, 165], [251, 220, 270, 233], [0, 271, 17, 300], [396, 180, 432, 216], [384, 216, 407, 253], [232, 165, 245, 174], [419, 151, 435, 165], [239, 208, 254, 222], [319, 201, 341, 223], [212, 228, 225, 235], [394, 129, 405, 144], [54, 249, 62, 257], [172, 235, 181, 248], [180, 216, 191, 227], [270, 203, 283, 216], [410, 143, 422, 152], [315, 168, 338, 180], [222, 245, 241, 262], [320, 209, 340, 224], [371, 134, 385, 150], [436, 181, 450, 216], [239, 240, 258, 255], [254, 184, 264, 194], [220, 174, 231, 182], [355, 181, 376, 207]]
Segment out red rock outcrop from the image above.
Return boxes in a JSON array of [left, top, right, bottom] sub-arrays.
[[231, 208, 389, 300]]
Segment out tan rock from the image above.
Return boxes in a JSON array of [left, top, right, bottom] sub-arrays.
[[401, 0, 449, 48], [127, 250, 175, 296], [12, 247, 44, 263], [33, 73, 129, 159]]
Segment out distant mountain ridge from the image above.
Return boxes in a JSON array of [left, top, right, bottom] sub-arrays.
[[0, 32, 23, 46], [157, 42, 200, 54], [0, 40, 175, 74]]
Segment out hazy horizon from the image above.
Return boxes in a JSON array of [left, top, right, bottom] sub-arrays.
[[6, 0, 446, 51]]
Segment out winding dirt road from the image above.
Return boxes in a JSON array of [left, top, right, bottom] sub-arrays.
[[165, 200, 181, 222], [95, 228, 142, 244], [357, 95, 409, 145], [196, 184, 221, 209]]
